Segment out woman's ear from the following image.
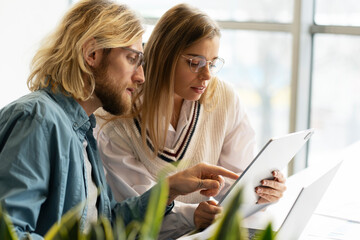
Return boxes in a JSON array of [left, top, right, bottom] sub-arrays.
[[83, 38, 102, 67]]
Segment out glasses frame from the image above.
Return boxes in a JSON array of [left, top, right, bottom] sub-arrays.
[[181, 55, 225, 75], [121, 47, 145, 71]]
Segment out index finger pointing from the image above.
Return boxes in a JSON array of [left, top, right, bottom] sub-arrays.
[[202, 164, 239, 180]]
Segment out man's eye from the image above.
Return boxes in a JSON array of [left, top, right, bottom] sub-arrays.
[[127, 56, 137, 65]]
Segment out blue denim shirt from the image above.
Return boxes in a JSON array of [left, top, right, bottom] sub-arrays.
[[0, 87, 173, 239]]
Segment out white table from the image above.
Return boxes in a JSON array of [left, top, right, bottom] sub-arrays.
[[299, 141, 360, 239], [179, 142, 360, 239], [243, 141, 360, 239]]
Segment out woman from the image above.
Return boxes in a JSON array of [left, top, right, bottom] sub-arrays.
[[96, 3, 286, 239]]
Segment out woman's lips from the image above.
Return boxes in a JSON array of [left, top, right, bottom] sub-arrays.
[[191, 86, 206, 94]]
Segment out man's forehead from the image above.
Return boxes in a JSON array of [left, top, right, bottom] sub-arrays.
[[126, 39, 144, 52]]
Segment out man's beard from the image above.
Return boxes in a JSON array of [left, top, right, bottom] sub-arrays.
[[93, 57, 131, 116]]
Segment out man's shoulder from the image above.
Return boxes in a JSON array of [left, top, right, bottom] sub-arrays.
[[0, 90, 68, 125]]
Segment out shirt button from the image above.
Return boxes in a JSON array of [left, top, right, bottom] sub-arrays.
[[73, 122, 78, 129]]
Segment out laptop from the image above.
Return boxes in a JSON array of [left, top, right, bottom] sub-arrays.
[[249, 161, 342, 240], [219, 129, 314, 209], [179, 161, 342, 240]]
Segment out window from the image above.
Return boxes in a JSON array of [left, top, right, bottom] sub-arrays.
[[309, 35, 360, 165], [127, 0, 294, 22], [2, 0, 360, 174], [306, 0, 360, 167], [315, 0, 360, 26], [218, 30, 292, 146]]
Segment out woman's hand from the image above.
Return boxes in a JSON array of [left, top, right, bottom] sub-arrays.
[[194, 200, 221, 230], [256, 170, 287, 204]]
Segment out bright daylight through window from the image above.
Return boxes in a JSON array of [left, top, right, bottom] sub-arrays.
[[1, 0, 359, 173]]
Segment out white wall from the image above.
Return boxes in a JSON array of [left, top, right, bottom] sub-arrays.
[[0, 0, 68, 108]]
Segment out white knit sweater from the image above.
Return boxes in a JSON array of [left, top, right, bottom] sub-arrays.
[[102, 80, 255, 204]]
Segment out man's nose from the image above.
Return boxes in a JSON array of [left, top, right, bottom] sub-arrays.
[[132, 65, 145, 84]]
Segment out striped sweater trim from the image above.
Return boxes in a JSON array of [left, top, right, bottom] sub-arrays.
[[133, 101, 201, 162]]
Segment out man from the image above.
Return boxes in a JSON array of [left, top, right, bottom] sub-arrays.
[[0, 1, 238, 239]]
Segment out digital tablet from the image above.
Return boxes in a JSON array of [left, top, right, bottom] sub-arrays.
[[218, 129, 315, 208]]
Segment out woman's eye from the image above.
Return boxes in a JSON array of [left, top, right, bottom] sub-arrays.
[[190, 60, 201, 66]]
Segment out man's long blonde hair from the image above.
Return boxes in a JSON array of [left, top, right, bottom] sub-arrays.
[[27, 0, 144, 100], [135, 3, 221, 157]]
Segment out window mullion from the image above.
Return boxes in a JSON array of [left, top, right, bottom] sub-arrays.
[[288, 0, 315, 175]]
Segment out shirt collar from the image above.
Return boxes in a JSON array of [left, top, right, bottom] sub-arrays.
[[43, 86, 95, 139], [169, 99, 192, 133]]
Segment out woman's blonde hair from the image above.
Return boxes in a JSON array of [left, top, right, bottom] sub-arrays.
[[27, 0, 144, 100], [136, 3, 221, 157]]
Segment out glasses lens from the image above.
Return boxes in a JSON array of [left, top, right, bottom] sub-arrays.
[[136, 53, 144, 69], [210, 58, 224, 75], [185, 55, 224, 75], [188, 57, 205, 73], [122, 47, 144, 71]]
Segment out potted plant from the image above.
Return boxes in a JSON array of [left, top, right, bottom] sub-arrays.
[[0, 178, 274, 240]]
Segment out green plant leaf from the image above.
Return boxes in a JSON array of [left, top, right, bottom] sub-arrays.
[[209, 188, 248, 240], [87, 223, 105, 240], [44, 202, 84, 240], [0, 204, 18, 240], [112, 216, 126, 240], [139, 175, 169, 240], [98, 217, 114, 240], [255, 223, 275, 240], [85, 216, 116, 240], [125, 221, 141, 240]]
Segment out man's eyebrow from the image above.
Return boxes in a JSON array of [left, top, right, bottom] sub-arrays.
[[122, 47, 144, 54]]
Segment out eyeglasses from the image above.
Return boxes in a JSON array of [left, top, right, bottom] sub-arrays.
[[121, 47, 145, 71], [181, 55, 225, 75]]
